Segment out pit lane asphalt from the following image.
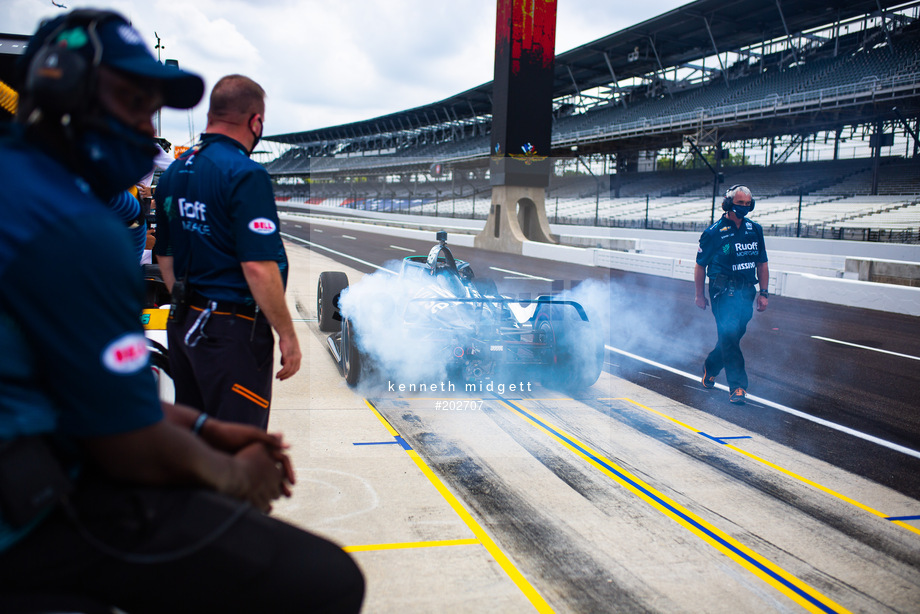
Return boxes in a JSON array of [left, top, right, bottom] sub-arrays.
[[265, 220, 920, 612], [278, 217, 920, 500]]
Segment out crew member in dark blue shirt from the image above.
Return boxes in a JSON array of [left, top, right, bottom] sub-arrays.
[[155, 74, 301, 429], [0, 11, 361, 612], [695, 185, 770, 404]]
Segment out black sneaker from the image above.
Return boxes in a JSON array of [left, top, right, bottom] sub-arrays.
[[702, 367, 715, 389], [729, 388, 746, 404]]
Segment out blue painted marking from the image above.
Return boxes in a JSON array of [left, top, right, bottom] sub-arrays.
[[354, 436, 412, 451], [493, 393, 839, 614], [698, 432, 753, 445], [886, 514, 920, 521]]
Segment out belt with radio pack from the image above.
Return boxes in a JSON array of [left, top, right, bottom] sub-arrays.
[[709, 273, 754, 298]]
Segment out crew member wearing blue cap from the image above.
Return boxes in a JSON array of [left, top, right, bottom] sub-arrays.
[[695, 184, 770, 404], [0, 10, 363, 613]]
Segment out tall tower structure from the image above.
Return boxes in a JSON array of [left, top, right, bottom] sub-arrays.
[[476, 0, 558, 252]]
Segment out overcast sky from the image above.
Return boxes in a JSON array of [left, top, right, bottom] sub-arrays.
[[6, 0, 687, 148]]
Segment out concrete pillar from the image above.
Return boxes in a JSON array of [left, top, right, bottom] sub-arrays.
[[474, 185, 557, 253]]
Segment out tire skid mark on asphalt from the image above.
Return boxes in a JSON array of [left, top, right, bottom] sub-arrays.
[[493, 395, 852, 614], [532, 391, 920, 574], [369, 395, 661, 612], [599, 396, 920, 538]]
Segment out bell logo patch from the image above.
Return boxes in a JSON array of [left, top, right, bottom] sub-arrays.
[[248, 218, 277, 235], [102, 333, 149, 374]]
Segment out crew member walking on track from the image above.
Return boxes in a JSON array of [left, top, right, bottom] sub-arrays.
[[695, 184, 770, 404], [155, 75, 301, 429], [0, 10, 362, 612]]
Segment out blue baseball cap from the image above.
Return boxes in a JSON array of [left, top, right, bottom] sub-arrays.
[[19, 9, 204, 110]]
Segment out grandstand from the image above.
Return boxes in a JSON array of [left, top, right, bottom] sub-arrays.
[[263, 0, 920, 243]]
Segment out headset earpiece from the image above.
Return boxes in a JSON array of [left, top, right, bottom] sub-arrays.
[[25, 43, 90, 116], [722, 185, 740, 211], [22, 10, 120, 118]]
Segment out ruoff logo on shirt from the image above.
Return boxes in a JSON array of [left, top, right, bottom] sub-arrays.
[[178, 198, 207, 221], [735, 241, 759, 252], [248, 218, 277, 235], [102, 333, 149, 374]]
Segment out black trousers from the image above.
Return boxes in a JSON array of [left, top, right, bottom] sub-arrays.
[[168, 306, 274, 429], [0, 476, 364, 614], [704, 284, 756, 391]]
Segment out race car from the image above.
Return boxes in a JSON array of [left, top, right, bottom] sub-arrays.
[[317, 231, 605, 391], [142, 264, 175, 402]]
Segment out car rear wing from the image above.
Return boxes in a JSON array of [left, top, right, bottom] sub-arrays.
[[406, 296, 590, 322]]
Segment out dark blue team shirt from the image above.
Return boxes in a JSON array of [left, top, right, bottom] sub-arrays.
[[108, 189, 147, 262], [154, 133, 288, 304], [696, 214, 768, 284], [0, 131, 163, 550]]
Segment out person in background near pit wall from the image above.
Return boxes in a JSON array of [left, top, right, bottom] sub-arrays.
[[137, 137, 173, 264], [0, 10, 362, 613], [155, 74, 301, 430], [137, 136, 174, 203], [694, 184, 769, 405]]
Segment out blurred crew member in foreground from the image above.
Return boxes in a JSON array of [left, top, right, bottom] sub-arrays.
[[155, 74, 301, 429], [694, 184, 770, 405], [0, 10, 363, 613]]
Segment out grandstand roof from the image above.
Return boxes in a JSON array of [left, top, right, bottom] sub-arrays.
[[266, 0, 913, 146]]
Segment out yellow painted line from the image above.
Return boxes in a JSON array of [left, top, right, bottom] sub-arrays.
[[604, 397, 920, 538], [344, 538, 479, 553], [365, 399, 401, 438], [499, 398, 850, 614], [599, 397, 699, 431], [363, 399, 553, 613], [725, 444, 920, 536]]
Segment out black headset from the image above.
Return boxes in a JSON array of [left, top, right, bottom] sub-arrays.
[[23, 10, 122, 117], [722, 184, 755, 211]]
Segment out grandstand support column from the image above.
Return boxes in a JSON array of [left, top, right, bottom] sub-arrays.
[[477, 0, 559, 253], [476, 185, 556, 254], [872, 120, 883, 196]]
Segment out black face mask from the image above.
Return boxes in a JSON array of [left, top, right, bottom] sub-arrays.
[[732, 205, 752, 218], [248, 113, 263, 155], [78, 113, 158, 201]]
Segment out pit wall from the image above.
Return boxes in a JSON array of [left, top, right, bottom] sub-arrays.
[[280, 205, 920, 317]]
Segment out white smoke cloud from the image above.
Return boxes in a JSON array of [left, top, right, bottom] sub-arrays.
[[337, 265, 469, 388], [337, 265, 607, 393]]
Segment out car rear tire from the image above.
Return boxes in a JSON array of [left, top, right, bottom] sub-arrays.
[[535, 307, 604, 391], [318, 271, 349, 332], [556, 320, 604, 390]]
